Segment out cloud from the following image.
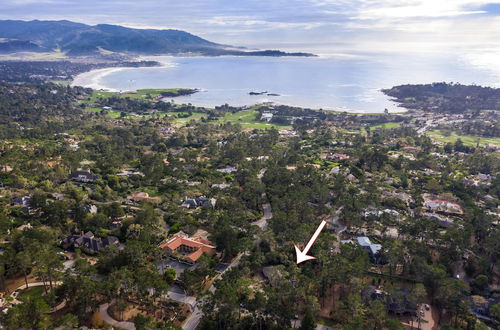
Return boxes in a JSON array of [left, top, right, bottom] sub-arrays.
[[0, 0, 499, 53], [352, 0, 495, 20]]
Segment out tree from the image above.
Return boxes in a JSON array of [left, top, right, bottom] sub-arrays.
[[4, 295, 51, 329], [57, 313, 79, 329], [489, 302, 500, 320], [300, 308, 316, 330], [365, 300, 388, 330], [471, 274, 489, 294], [134, 314, 157, 329], [436, 279, 470, 327], [164, 268, 176, 286], [16, 250, 32, 288]]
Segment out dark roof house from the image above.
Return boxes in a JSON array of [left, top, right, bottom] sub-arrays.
[[61, 231, 119, 253], [11, 196, 32, 209], [181, 196, 216, 209], [69, 170, 97, 183]]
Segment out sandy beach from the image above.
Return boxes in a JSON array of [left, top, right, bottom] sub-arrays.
[[71, 67, 125, 91], [71, 59, 177, 92]]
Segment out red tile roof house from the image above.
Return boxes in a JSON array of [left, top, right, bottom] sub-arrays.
[[422, 194, 463, 215], [159, 234, 216, 264]]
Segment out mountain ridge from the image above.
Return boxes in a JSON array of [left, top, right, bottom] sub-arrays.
[[0, 20, 314, 57]]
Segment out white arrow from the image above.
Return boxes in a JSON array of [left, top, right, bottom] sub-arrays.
[[294, 219, 327, 264]]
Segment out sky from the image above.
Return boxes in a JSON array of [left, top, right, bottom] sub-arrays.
[[1, 0, 500, 56]]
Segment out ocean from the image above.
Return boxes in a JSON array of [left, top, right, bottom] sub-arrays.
[[72, 51, 500, 113]]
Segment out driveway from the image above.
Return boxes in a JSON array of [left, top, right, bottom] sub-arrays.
[[251, 201, 272, 230], [419, 304, 437, 330], [183, 168, 270, 329], [98, 301, 136, 330], [157, 259, 193, 279], [164, 284, 197, 308], [183, 305, 203, 330], [252, 168, 272, 230]]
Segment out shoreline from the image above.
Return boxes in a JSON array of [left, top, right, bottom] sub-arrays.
[[71, 67, 124, 92], [70, 56, 406, 114]]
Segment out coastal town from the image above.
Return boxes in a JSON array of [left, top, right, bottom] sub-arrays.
[[0, 71, 498, 330]]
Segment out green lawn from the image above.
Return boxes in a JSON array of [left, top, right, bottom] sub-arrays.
[[84, 91, 115, 103], [369, 122, 402, 129], [85, 107, 103, 113], [214, 110, 292, 129], [83, 89, 194, 103], [18, 286, 45, 302], [170, 110, 292, 129], [427, 130, 500, 147], [81, 91, 291, 129], [172, 112, 207, 124]]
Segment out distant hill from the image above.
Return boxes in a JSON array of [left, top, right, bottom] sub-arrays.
[[0, 20, 314, 57]]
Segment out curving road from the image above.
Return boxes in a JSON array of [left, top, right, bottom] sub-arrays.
[[182, 168, 272, 330], [251, 168, 272, 230]]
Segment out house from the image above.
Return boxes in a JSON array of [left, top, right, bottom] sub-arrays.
[[470, 295, 490, 317], [69, 170, 97, 183], [422, 212, 455, 227], [361, 208, 400, 219], [329, 153, 350, 161], [477, 173, 492, 181], [61, 231, 119, 254], [127, 192, 161, 203], [357, 236, 382, 263], [363, 286, 418, 315], [117, 169, 145, 177], [51, 193, 65, 201], [261, 112, 274, 122], [423, 194, 463, 215], [329, 166, 340, 175], [211, 183, 231, 189], [262, 266, 284, 287], [83, 204, 98, 214], [11, 196, 32, 209], [181, 196, 216, 208], [216, 165, 237, 174], [159, 233, 216, 264], [16, 223, 32, 232], [110, 218, 124, 229]]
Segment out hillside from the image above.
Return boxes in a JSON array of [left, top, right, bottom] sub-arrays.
[[0, 39, 47, 53], [0, 20, 314, 57]]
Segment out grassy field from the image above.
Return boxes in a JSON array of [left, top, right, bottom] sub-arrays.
[[84, 89, 195, 102], [427, 130, 500, 147], [171, 112, 207, 124], [170, 110, 292, 129], [369, 122, 402, 129], [81, 91, 291, 129], [214, 110, 292, 129]]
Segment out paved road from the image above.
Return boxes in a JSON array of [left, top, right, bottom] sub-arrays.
[[252, 168, 272, 230], [98, 301, 136, 330], [182, 253, 244, 330], [183, 306, 203, 330], [182, 168, 271, 330], [252, 201, 272, 230]]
